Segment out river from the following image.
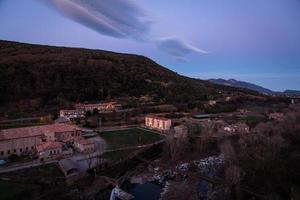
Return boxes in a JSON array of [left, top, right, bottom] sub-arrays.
[[128, 182, 162, 200]]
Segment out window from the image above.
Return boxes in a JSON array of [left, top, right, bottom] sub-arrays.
[[7, 150, 10, 154], [20, 148, 22, 152], [50, 151, 52, 155], [26, 147, 28, 151], [1, 151, 4, 155], [31, 146, 34, 150]]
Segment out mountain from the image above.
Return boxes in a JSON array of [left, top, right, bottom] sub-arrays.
[[209, 78, 300, 97], [0, 40, 262, 115], [208, 79, 275, 95], [283, 90, 300, 96]]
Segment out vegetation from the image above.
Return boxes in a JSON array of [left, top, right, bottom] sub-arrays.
[[6, 164, 64, 180], [0, 40, 263, 116], [0, 181, 36, 200]]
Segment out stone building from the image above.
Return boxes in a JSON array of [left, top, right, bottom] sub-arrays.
[[0, 124, 81, 158], [43, 124, 81, 143], [0, 128, 43, 158], [36, 141, 63, 161], [73, 137, 95, 153]]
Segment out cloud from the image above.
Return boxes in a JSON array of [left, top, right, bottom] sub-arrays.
[[42, 1, 208, 61], [44, 0, 151, 40], [155, 37, 208, 60]]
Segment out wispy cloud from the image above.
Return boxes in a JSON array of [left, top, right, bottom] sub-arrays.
[[42, 0, 207, 61], [155, 37, 208, 61], [44, 0, 151, 40]]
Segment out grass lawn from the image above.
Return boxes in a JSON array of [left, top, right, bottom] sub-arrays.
[[98, 128, 163, 150], [0, 181, 36, 200]]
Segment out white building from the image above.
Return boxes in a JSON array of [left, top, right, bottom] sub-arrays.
[[73, 137, 95, 154], [59, 109, 85, 120], [145, 115, 172, 131]]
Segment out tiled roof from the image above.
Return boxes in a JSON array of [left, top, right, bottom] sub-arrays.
[[0, 124, 78, 141], [36, 141, 62, 152], [74, 137, 94, 146], [145, 115, 171, 121]]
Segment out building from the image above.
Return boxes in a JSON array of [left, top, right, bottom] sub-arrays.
[[60, 109, 85, 120], [59, 159, 81, 178], [145, 115, 172, 131], [193, 114, 211, 120], [0, 124, 81, 158], [208, 100, 217, 106], [290, 97, 300, 104], [36, 141, 63, 161], [43, 124, 81, 142], [174, 125, 188, 138], [0, 127, 44, 158], [222, 123, 250, 135], [75, 102, 122, 113], [73, 137, 95, 153]]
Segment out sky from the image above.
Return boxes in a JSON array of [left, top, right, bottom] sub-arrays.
[[0, 0, 300, 91]]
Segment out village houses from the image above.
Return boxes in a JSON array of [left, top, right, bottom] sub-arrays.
[[75, 102, 122, 113]]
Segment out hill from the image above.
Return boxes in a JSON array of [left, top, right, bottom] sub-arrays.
[[0, 40, 263, 116]]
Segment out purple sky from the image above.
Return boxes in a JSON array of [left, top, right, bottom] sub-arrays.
[[0, 0, 300, 91]]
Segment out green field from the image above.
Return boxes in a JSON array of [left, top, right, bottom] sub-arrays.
[[102, 149, 138, 162], [98, 128, 163, 150]]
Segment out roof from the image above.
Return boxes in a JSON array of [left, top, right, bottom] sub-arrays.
[[0, 124, 78, 141], [36, 141, 62, 152], [75, 102, 120, 107], [174, 125, 188, 129], [145, 115, 171, 121], [193, 114, 211, 119], [74, 137, 94, 146], [59, 159, 80, 176], [60, 109, 84, 113], [55, 117, 70, 123]]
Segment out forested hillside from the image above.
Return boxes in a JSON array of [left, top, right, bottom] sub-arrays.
[[0, 40, 262, 115]]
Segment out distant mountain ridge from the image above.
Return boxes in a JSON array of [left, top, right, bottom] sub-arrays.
[[209, 78, 300, 96]]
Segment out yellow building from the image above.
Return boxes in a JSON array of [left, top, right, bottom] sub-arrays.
[[145, 115, 172, 131]]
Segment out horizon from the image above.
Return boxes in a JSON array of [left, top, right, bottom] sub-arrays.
[[1, 0, 300, 91]]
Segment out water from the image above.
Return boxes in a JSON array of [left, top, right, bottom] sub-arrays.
[[128, 182, 162, 200]]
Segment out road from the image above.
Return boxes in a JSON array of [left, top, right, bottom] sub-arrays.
[[0, 159, 58, 174]]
